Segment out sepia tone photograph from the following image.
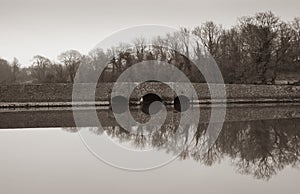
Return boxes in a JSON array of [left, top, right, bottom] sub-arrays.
[[0, 0, 300, 193]]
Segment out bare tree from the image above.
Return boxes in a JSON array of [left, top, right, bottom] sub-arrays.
[[58, 50, 82, 83], [290, 18, 300, 70], [31, 55, 51, 83], [0, 58, 13, 84], [88, 48, 109, 71], [193, 21, 223, 57], [51, 63, 68, 83], [11, 57, 20, 83], [133, 37, 147, 62], [238, 11, 280, 83]]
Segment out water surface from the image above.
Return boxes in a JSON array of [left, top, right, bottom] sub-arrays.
[[0, 104, 300, 193]]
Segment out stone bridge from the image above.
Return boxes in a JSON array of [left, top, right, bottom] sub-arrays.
[[0, 83, 300, 107]]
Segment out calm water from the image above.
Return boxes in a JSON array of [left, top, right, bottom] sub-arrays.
[[0, 105, 300, 193]]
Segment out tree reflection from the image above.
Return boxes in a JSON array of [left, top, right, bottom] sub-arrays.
[[212, 119, 300, 180], [63, 118, 300, 180]]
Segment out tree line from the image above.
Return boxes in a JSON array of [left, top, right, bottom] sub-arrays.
[[1, 11, 299, 84]]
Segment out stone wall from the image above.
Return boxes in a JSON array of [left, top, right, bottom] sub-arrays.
[[0, 83, 300, 106]]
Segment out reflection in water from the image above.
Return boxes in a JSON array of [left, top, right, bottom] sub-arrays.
[[214, 119, 299, 180], [65, 116, 300, 180], [1, 104, 299, 180], [174, 95, 190, 112], [111, 96, 128, 114]]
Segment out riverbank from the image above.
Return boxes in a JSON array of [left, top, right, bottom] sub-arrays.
[[0, 83, 300, 108], [0, 104, 299, 128]]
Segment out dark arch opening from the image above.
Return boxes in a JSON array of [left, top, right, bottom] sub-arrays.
[[110, 96, 128, 114], [142, 93, 162, 103], [141, 93, 163, 115], [174, 95, 190, 112]]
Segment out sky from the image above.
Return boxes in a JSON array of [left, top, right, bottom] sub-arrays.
[[0, 0, 300, 66]]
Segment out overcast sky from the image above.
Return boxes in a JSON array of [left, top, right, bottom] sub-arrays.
[[0, 0, 299, 66]]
